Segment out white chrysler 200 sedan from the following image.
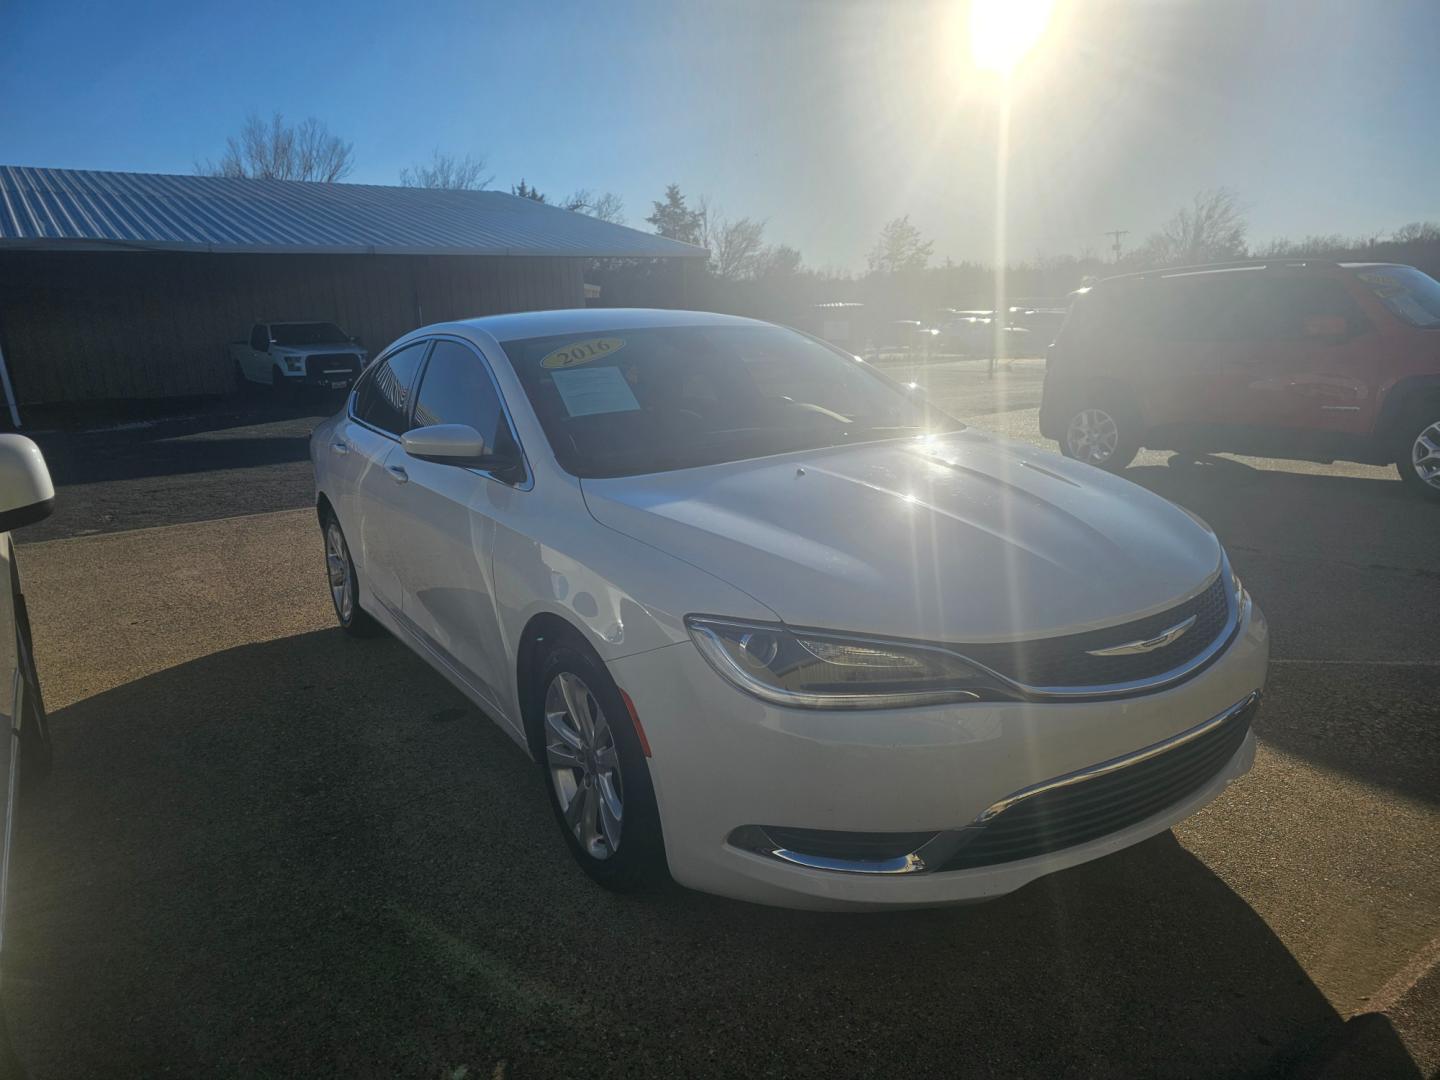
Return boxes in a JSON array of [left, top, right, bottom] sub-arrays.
[[310, 309, 1268, 910]]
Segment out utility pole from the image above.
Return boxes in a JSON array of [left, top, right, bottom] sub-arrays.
[[1106, 229, 1129, 263]]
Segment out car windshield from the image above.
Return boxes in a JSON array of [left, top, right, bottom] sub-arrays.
[[499, 324, 963, 478], [1357, 266, 1440, 328], [271, 322, 348, 345]]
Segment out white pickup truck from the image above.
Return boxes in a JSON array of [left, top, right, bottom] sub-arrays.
[[228, 321, 368, 394]]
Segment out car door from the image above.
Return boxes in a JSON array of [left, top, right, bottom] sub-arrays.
[[1217, 275, 1378, 437], [336, 340, 430, 614], [1132, 273, 1254, 432], [0, 534, 19, 963], [382, 337, 527, 707]]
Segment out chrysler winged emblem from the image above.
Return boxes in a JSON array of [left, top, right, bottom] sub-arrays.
[[1085, 614, 1197, 657]]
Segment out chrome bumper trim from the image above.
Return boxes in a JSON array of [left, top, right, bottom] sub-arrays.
[[733, 689, 1261, 876], [971, 689, 1260, 824]]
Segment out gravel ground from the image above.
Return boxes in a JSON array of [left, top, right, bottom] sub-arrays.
[[3, 367, 1437, 1077]]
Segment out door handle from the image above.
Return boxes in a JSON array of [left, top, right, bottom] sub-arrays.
[[386, 464, 409, 483], [331, 440, 350, 455]]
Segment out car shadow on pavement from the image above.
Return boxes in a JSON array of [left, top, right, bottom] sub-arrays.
[[1121, 457, 1440, 810], [21, 402, 338, 541], [2, 630, 1425, 1077]]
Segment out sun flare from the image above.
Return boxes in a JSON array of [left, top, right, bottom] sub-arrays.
[[969, 0, 1055, 76]]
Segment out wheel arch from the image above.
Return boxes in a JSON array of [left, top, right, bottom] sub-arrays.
[[1042, 374, 1143, 439], [316, 492, 336, 528], [1377, 375, 1440, 453], [515, 611, 601, 761]]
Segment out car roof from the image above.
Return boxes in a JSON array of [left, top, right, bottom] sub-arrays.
[[435, 307, 770, 344], [1091, 259, 1412, 288]]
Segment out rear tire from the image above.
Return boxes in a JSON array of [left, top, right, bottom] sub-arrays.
[[534, 640, 667, 891], [322, 513, 381, 637], [1059, 401, 1142, 472], [1395, 408, 1440, 501]]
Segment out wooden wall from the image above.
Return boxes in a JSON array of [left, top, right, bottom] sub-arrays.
[[0, 251, 587, 405]]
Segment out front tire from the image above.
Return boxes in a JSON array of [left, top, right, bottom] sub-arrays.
[[536, 641, 666, 891], [322, 514, 380, 637], [1060, 402, 1141, 472], [1396, 409, 1440, 501]]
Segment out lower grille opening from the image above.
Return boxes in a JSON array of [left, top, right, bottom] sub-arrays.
[[938, 696, 1255, 872]]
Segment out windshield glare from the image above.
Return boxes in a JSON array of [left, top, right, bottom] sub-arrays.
[[1358, 267, 1440, 328], [500, 324, 962, 478], [272, 322, 348, 346]]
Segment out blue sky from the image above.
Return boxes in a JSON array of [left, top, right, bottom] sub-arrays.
[[3, 0, 1437, 269]]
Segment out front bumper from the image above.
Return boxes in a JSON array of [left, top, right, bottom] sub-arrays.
[[279, 354, 363, 388], [606, 596, 1268, 910]]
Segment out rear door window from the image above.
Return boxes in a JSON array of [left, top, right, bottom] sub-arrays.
[[1233, 277, 1366, 339], [352, 341, 429, 435], [1141, 276, 1252, 341]]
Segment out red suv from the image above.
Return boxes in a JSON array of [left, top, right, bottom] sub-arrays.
[[1039, 261, 1440, 499]]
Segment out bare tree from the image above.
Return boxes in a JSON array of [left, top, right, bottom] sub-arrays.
[[400, 150, 492, 190], [1254, 233, 1354, 258], [1138, 187, 1247, 266], [756, 244, 803, 278], [1391, 221, 1440, 244], [867, 216, 933, 274], [578, 191, 625, 224], [198, 112, 354, 182], [707, 215, 769, 280]]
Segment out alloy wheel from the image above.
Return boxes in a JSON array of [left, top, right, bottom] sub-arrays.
[[1066, 408, 1120, 465], [325, 521, 353, 623], [545, 671, 624, 860], [1413, 420, 1440, 490]]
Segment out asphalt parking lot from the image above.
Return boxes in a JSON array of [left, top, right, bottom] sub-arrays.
[[4, 363, 1438, 1077]]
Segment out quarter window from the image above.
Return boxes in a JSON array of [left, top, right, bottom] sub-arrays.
[[353, 341, 428, 435]]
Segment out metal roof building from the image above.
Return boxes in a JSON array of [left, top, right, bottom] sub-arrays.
[[0, 166, 705, 417]]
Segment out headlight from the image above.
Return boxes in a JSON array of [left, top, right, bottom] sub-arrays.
[[685, 617, 1015, 709], [284, 356, 304, 372], [1226, 554, 1246, 609]]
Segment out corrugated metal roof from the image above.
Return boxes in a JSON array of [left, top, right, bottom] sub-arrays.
[[0, 165, 708, 259]]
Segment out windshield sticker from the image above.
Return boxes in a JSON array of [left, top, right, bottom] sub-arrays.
[[540, 337, 626, 369], [551, 365, 641, 417]]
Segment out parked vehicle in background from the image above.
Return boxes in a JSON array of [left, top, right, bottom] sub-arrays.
[[1040, 260, 1440, 499], [0, 435, 55, 1063], [1008, 305, 1069, 345], [874, 320, 939, 352], [312, 308, 1267, 910], [936, 312, 1034, 364], [229, 321, 367, 396]]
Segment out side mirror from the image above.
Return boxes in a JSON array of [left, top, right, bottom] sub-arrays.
[[401, 424, 488, 463], [0, 436, 55, 532], [1302, 314, 1349, 339]]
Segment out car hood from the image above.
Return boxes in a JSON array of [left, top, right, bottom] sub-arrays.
[[273, 343, 359, 355], [579, 432, 1222, 642]]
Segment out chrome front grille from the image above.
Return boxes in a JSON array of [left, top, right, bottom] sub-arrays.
[[957, 572, 1233, 693], [306, 353, 360, 377]]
